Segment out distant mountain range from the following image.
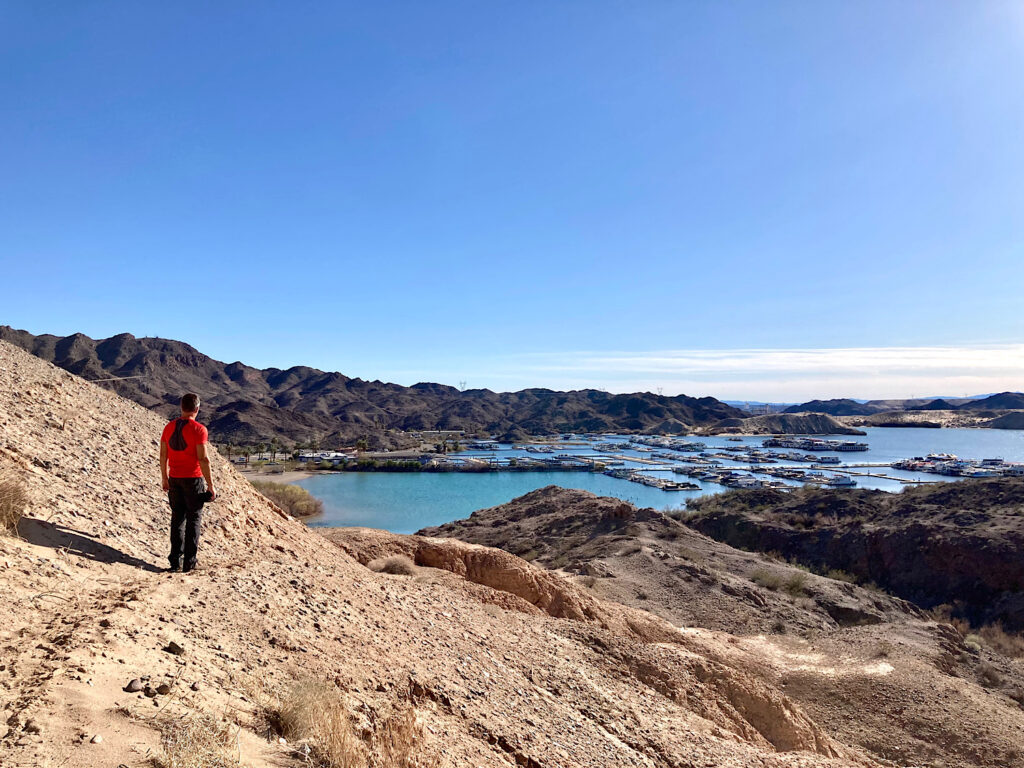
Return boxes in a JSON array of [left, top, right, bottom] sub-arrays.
[[784, 393, 1024, 416], [0, 326, 743, 446]]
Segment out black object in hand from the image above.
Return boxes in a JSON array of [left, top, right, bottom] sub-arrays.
[[199, 490, 215, 503]]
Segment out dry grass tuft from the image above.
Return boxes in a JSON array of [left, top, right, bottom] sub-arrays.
[[250, 480, 324, 518], [277, 679, 366, 768], [272, 678, 420, 768], [376, 705, 419, 768], [371, 555, 417, 576], [750, 568, 783, 591], [154, 712, 239, 768], [0, 474, 29, 534]]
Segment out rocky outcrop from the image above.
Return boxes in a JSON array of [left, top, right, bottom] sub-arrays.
[[687, 481, 1024, 629]]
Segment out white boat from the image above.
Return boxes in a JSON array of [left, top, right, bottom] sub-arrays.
[[827, 475, 856, 487]]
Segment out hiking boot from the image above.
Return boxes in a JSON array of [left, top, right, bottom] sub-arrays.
[[182, 562, 197, 573], [166, 560, 182, 573]]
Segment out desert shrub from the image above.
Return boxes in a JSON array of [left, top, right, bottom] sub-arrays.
[[581, 575, 597, 588], [155, 712, 239, 768], [964, 633, 984, 653], [979, 661, 1004, 688], [636, 590, 649, 601], [371, 555, 417, 576], [783, 571, 809, 597], [825, 569, 857, 584], [251, 481, 324, 518], [273, 679, 419, 768], [0, 474, 28, 534], [771, 620, 786, 634], [928, 608, 1024, 658], [750, 568, 783, 591], [979, 623, 1024, 658]]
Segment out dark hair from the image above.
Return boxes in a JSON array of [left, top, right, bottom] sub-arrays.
[[180, 393, 200, 412]]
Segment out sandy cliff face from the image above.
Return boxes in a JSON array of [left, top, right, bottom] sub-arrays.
[[0, 338, 874, 768]]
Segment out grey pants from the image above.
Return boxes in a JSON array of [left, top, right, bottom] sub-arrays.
[[168, 476, 206, 569]]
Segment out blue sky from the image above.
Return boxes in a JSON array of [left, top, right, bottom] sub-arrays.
[[2, 2, 1022, 400]]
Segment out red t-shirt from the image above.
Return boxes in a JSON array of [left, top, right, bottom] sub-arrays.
[[161, 418, 209, 478]]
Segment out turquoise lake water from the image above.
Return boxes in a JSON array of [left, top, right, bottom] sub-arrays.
[[297, 428, 1024, 534]]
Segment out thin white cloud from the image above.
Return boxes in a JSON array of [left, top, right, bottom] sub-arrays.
[[450, 344, 1024, 400]]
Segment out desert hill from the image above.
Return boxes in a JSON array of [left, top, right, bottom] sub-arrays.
[[783, 399, 877, 417], [909, 398, 957, 411], [781, 395, 1024, 431], [705, 412, 866, 435], [0, 326, 743, 446], [0, 338, 884, 767], [420, 487, 1024, 768], [957, 392, 1024, 411]]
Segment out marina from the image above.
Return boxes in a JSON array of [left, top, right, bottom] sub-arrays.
[[296, 428, 1024, 532]]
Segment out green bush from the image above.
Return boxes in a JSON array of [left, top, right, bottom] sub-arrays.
[[251, 481, 324, 519]]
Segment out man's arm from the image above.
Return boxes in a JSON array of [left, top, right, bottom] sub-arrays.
[[196, 443, 216, 500], [160, 441, 169, 492]]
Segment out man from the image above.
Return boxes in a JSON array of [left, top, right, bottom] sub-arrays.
[[159, 393, 216, 572]]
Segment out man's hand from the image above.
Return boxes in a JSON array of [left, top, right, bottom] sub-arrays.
[[208, 489, 217, 502], [160, 442, 169, 493]]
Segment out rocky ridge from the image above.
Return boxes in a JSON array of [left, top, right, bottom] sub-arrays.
[[0, 326, 742, 446]]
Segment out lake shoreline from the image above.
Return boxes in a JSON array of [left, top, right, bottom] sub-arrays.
[[241, 468, 318, 484]]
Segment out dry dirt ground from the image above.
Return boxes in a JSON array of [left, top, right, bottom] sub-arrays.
[[1, 338, 887, 768], [420, 487, 1024, 768]]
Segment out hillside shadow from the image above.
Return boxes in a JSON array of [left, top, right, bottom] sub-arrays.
[[17, 517, 161, 572]]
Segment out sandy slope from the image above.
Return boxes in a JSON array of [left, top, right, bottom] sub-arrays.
[[418, 487, 1024, 768], [0, 338, 884, 767]]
